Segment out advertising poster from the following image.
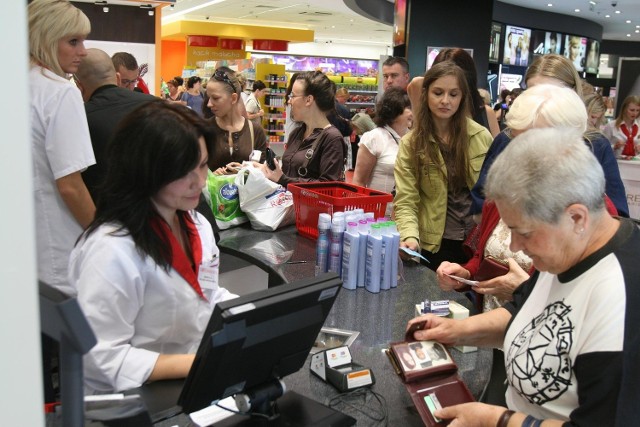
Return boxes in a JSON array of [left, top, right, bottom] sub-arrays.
[[503, 25, 531, 67], [530, 30, 546, 58], [585, 39, 600, 74], [426, 47, 473, 70], [393, 0, 407, 47], [545, 32, 563, 55], [564, 35, 587, 72], [489, 22, 502, 63]]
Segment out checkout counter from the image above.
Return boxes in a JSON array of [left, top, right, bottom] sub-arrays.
[[148, 225, 492, 426], [617, 159, 640, 220], [46, 224, 492, 426]]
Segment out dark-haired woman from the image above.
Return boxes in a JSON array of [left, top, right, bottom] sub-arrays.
[[182, 76, 204, 117], [164, 78, 183, 102], [408, 48, 500, 137], [395, 61, 492, 271], [259, 71, 345, 185], [69, 101, 236, 393], [205, 67, 267, 174], [352, 87, 412, 216]]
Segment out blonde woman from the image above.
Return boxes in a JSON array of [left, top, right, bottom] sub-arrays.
[[29, 0, 95, 295], [603, 95, 640, 157]]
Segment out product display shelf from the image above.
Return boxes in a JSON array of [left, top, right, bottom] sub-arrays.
[[256, 63, 287, 145], [339, 83, 377, 113]]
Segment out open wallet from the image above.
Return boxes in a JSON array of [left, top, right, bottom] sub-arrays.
[[385, 340, 474, 426]]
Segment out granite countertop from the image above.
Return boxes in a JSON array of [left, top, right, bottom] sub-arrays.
[[212, 224, 493, 426]]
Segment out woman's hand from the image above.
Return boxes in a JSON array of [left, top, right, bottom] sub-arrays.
[[613, 139, 625, 150], [474, 258, 529, 301], [213, 162, 243, 175], [436, 262, 472, 291], [258, 159, 284, 183], [399, 238, 419, 261], [434, 402, 506, 427], [406, 314, 462, 346]]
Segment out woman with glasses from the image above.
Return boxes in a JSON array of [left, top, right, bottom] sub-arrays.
[[205, 67, 267, 174], [258, 70, 345, 185], [29, 0, 95, 295]]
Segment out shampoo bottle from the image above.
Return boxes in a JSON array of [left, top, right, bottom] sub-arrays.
[[328, 218, 344, 276], [380, 222, 393, 291], [388, 222, 401, 288], [357, 219, 370, 288], [315, 213, 331, 276], [365, 224, 383, 293], [341, 221, 360, 290]]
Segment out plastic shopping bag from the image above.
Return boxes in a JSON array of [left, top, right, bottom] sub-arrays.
[[235, 166, 295, 231], [205, 171, 248, 230]]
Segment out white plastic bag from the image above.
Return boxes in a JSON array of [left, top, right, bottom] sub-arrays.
[[235, 166, 295, 231]]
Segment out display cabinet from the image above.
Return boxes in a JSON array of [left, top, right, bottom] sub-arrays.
[[255, 63, 287, 145]]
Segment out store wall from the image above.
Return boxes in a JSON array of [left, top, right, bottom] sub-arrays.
[[403, 0, 494, 84], [2, 2, 43, 426], [71, 2, 155, 43], [162, 40, 187, 82]]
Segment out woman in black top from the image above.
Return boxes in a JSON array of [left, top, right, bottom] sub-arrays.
[[259, 71, 345, 186]]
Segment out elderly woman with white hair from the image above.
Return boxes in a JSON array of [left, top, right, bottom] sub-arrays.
[[410, 127, 640, 426]]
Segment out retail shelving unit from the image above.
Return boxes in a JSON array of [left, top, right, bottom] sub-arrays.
[[255, 63, 287, 145], [339, 82, 377, 114]]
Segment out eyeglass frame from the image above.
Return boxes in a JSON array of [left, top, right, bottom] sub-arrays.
[[121, 77, 139, 87], [286, 92, 308, 103]]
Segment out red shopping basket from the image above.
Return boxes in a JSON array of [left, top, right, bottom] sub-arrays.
[[289, 182, 393, 240]]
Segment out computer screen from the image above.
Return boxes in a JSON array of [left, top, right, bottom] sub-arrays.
[[178, 273, 342, 414]]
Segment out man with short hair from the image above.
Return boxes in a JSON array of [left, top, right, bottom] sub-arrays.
[[75, 48, 155, 198], [381, 56, 410, 91], [111, 51, 139, 90]]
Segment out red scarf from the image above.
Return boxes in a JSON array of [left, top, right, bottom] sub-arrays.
[[150, 214, 206, 300], [621, 122, 638, 156]]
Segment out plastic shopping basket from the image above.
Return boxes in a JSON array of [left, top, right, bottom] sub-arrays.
[[288, 181, 393, 239]]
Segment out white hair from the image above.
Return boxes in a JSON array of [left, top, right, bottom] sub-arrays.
[[485, 127, 606, 224], [505, 84, 588, 134]]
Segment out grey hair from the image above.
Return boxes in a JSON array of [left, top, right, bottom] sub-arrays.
[[505, 84, 587, 133], [485, 127, 606, 224]]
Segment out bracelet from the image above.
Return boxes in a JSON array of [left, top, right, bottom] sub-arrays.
[[521, 415, 542, 427], [496, 410, 515, 427]]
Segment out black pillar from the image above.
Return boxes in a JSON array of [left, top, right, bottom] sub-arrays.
[[397, 0, 494, 88]]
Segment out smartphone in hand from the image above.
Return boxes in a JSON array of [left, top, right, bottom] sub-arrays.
[[265, 147, 277, 170]]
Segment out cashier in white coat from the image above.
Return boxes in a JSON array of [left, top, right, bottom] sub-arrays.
[[68, 101, 237, 393]]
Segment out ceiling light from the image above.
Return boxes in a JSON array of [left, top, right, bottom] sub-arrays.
[[148, 10, 154, 16], [574, 8, 580, 12], [605, 14, 610, 17], [627, 34, 631, 37], [636, 30, 640, 33], [589, 0, 596, 4], [626, 20, 632, 23], [103, 6, 109, 12], [162, 0, 226, 22], [615, 10, 621, 13], [547, 3, 552, 6]]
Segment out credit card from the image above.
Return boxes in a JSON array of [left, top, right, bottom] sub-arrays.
[[423, 393, 443, 422], [445, 274, 478, 287]]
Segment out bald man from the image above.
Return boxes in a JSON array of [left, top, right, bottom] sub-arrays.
[[75, 48, 155, 199]]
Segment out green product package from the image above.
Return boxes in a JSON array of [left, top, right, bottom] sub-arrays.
[[205, 172, 248, 230]]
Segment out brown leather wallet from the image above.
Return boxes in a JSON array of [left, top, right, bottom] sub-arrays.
[[474, 256, 509, 282], [386, 340, 474, 426]]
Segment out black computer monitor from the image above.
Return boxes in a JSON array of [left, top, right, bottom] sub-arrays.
[[178, 272, 342, 415]]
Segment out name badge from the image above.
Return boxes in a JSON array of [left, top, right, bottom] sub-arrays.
[[198, 256, 219, 300]]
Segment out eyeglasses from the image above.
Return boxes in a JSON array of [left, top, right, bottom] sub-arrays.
[[286, 93, 305, 102], [214, 69, 237, 93], [121, 77, 138, 87]]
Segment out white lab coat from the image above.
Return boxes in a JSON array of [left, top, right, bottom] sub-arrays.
[[68, 212, 236, 393]]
